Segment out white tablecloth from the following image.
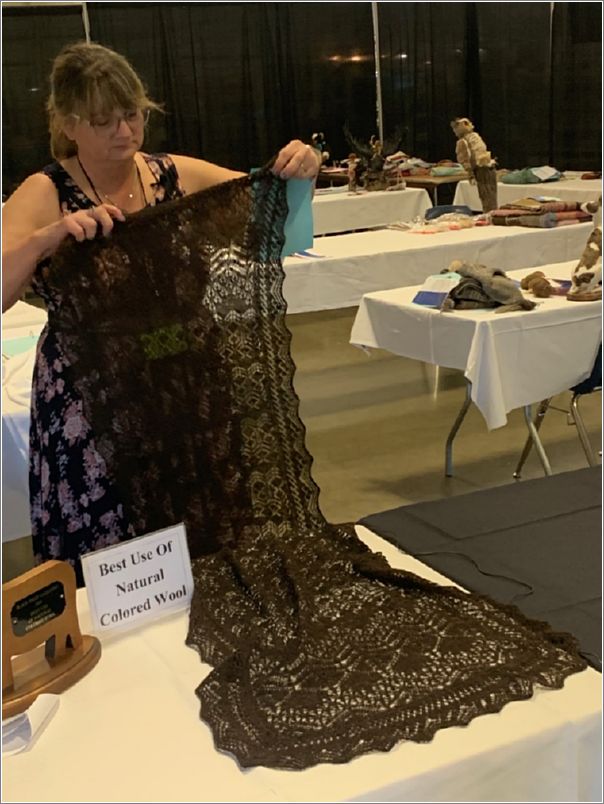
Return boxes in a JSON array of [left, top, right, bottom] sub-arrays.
[[312, 187, 432, 235], [283, 222, 592, 314], [3, 525, 601, 803], [2, 299, 47, 338], [454, 178, 602, 210], [350, 262, 602, 429], [2, 302, 47, 543]]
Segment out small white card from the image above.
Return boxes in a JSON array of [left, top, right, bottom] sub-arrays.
[[530, 165, 559, 182], [81, 523, 194, 635], [412, 272, 462, 307]]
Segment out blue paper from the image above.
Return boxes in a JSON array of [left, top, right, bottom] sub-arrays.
[[412, 272, 461, 307], [251, 170, 314, 258], [293, 249, 325, 259], [282, 179, 314, 258], [413, 291, 450, 307]]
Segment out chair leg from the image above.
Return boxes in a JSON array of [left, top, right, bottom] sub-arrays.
[[513, 399, 552, 478], [524, 403, 553, 476], [571, 393, 599, 466]]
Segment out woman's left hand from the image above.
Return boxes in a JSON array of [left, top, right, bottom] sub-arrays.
[[272, 140, 321, 180]]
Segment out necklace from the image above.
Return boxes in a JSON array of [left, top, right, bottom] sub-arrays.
[[77, 155, 149, 209]]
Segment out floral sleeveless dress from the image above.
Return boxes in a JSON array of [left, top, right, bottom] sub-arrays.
[[30, 154, 185, 585]]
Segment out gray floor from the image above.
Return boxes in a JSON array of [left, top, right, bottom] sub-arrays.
[[289, 307, 601, 521], [2, 305, 601, 582]]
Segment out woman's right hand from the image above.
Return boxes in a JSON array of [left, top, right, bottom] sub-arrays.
[[39, 203, 126, 258]]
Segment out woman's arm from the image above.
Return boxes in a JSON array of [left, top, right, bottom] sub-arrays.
[[2, 174, 124, 313], [170, 140, 321, 195], [168, 155, 244, 194]]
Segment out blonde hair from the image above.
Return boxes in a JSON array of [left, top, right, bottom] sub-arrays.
[[47, 41, 162, 159]]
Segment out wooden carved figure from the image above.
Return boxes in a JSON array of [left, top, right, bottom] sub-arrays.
[[450, 117, 498, 212]]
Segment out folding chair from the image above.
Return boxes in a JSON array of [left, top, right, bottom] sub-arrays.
[[513, 344, 602, 478]]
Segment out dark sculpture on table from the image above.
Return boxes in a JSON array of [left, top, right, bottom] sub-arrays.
[[343, 125, 403, 192]]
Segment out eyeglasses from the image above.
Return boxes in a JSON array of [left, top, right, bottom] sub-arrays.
[[72, 108, 150, 138]]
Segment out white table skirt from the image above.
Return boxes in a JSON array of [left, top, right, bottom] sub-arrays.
[[312, 186, 432, 235], [2, 302, 48, 543], [454, 178, 602, 210], [283, 222, 592, 314], [2, 299, 47, 338], [3, 525, 601, 804], [350, 262, 602, 430]]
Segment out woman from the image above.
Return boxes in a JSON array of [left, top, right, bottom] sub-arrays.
[[2, 41, 320, 583]]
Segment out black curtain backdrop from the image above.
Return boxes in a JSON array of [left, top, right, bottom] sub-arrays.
[[378, 2, 468, 163], [86, 2, 376, 171], [1, 2, 601, 195], [474, 2, 553, 168], [2, 6, 86, 195], [79, 3, 172, 159], [550, 2, 602, 170], [269, 3, 377, 162]]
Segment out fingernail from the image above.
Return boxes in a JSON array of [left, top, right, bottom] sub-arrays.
[[280, 171, 287, 179]]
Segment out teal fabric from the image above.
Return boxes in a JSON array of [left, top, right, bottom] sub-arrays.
[[502, 168, 562, 184]]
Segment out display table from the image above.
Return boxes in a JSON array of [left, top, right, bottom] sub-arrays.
[[402, 172, 468, 205], [454, 177, 603, 211], [2, 302, 48, 543], [2, 525, 601, 803], [350, 261, 602, 431], [316, 170, 469, 206], [283, 221, 591, 314], [312, 186, 432, 235], [317, 166, 349, 186]]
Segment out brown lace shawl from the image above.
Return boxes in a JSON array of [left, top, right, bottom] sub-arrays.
[[46, 169, 586, 770]]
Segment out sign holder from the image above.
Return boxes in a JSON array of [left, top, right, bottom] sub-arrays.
[[2, 561, 101, 719]]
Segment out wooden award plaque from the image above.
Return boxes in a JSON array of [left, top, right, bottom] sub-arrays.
[[2, 560, 101, 719]]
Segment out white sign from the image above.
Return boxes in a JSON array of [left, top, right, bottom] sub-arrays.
[[530, 165, 560, 182], [81, 523, 194, 635]]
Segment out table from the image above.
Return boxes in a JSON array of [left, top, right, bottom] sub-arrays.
[[283, 221, 592, 314], [312, 186, 432, 235], [2, 300, 47, 335], [402, 173, 468, 205], [317, 167, 350, 186], [2, 302, 48, 544], [316, 170, 469, 206], [350, 262, 602, 473], [454, 177, 603, 211], [3, 525, 601, 803]]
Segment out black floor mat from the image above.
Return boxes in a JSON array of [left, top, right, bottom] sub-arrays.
[[360, 467, 602, 670]]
